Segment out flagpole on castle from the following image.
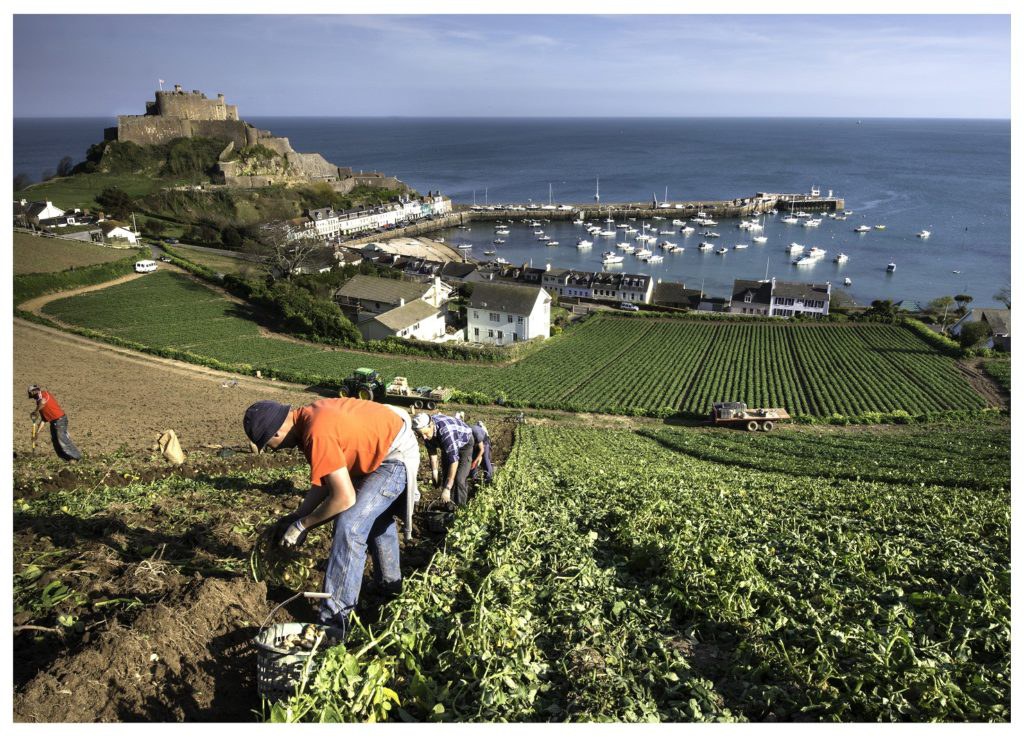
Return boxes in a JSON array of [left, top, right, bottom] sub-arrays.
[[158, 79, 164, 91]]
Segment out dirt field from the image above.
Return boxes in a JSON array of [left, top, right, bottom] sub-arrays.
[[13, 319, 323, 456], [14, 231, 132, 274]]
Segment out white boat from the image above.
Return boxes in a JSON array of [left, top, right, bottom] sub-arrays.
[[698, 241, 714, 250], [653, 216, 666, 221], [547, 241, 559, 246], [704, 219, 718, 226], [538, 235, 551, 241], [747, 221, 763, 231], [843, 210, 853, 215], [625, 227, 638, 234], [495, 256, 510, 265], [808, 247, 827, 258], [952, 270, 961, 274], [680, 226, 695, 235], [665, 244, 683, 253], [716, 247, 729, 255], [573, 216, 585, 225], [854, 225, 871, 233], [843, 277, 852, 286], [672, 219, 685, 225], [634, 247, 653, 258], [658, 240, 678, 250], [458, 225, 471, 230], [835, 215, 847, 221], [599, 229, 617, 237], [617, 242, 635, 253], [795, 211, 812, 219], [636, 234, 656, 243], [781, 215, 799, 224], [834, 252, 849, 263], [646, 254, 664, 263], [738, 220, 753, 230], [702, 231, 721, 238], [752, 235, 768, 244], [576, 239, 593, 249], [457, 243, 473, 250], [917, 230, 931, 238], [874, 224, 886, 230], [533, 229, 544, 235], [887, 262, 896, 272], [787, 242, 804, 254], [733, 243, 749, 250], [606, 215, 615, 223], [493, 239, 505, 244], [617, 223, 629, 229], [802, 218, 822, 228], [483, 250, 496, 256], [601, 251, 624, 265], [793, 255, 816, 266]]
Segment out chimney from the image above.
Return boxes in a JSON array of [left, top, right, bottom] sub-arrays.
[[399, 298, 405, 307], [545, 263, 551, 272]]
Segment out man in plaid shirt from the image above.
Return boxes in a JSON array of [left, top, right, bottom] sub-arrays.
[[412, 412, 474, 506]]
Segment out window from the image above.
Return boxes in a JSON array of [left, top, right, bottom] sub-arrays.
[[474, 327, 479, 337], [488, 329, 494, 338], [473, 311, 479, 319], [508, 315, 514, 323], [489, 312, 500, 322], [744, 294, 753, 304], [517, 316, 523, 324], [512, 334, 518, 342], [498, 330, 503, 340]]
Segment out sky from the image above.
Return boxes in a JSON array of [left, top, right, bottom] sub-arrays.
[[12, 14, 1010, 118]]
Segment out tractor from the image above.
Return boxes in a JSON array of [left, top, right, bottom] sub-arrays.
[[338, 368, 387, 402]]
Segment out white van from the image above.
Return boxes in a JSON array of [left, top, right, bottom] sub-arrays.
[[134, 259, 158, 274]]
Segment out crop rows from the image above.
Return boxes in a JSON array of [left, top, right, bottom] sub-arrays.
[[277, 423, 1009, 722], [43, 271, 990, 418]]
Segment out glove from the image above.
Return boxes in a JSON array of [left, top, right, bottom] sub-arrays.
[[281, 519, 309, 548], [439, 488, 452, 505], [470, 459, 480, 471]]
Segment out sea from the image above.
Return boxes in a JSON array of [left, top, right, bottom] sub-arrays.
[[14, 117, 1009, 306]]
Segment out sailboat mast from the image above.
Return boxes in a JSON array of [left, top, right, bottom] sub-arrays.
[[595, 177, 600, 203], [764, 258, 770, 281], [549, 183, 553, 206]]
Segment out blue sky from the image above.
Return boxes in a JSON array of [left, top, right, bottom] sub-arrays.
[[13, 14, 1010, 118]]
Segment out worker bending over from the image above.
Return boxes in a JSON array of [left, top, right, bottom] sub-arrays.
[[28, 385, 82, 462], [412, 412, 473, 506], [243, 397, 418, 631]]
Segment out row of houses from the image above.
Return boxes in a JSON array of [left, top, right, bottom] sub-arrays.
[[286, 194, 452, 242], [14, 199, 140, 244]]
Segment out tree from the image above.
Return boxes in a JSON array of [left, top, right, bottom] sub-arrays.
[[221, 225, 243, 249], [954, 294, 974, 314], [959, 320, 992, 349], [96, 187, 133, 219], [41, 170, 55, 182], [142, 219, 167, 237], [862, 299, 898, 323], [928, 296, 955, 332], [993, 286, 1010, 310], [13, 172, 31, 191], [246, 222, 321, 281], [56, 156, 74, 177]]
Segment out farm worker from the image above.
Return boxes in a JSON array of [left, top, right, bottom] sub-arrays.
[[411, 412, 474, 506], [242, 398, 419, 631], [28, 385, 82, 462], [469, 421, 493, 483]]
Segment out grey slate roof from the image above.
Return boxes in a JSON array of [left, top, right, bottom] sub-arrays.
[[772, 281, 831, 301], [441, 261, 477, 279], [732, 279, 773, 305], [469, 282, 547, 316], [653, 281, 702, 307], [336, 274, 428, 305], [977, 308, 1011, 335], [371, 299, 440, 330]]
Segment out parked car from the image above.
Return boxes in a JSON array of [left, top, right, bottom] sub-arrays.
[[163, 237, 179, 244], [159, 256, 172, 263], [619, 302, 640, 311]]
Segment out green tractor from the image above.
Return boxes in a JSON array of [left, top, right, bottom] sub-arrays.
[[338, 367, 387, 402]]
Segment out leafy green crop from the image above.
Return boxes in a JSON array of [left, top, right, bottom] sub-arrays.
[[273, 423, 1008, 722]]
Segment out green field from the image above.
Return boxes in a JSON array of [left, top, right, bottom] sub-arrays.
[[275, 422, 1010, 722], [42, 271, 988, 418], [13, 231, 131, 274], [173, 245, 256, 276], [15, 173, 192, 211]]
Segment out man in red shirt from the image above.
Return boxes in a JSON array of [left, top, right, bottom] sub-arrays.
[[28, 385, 82, 461], [243, 397, 419, 631]]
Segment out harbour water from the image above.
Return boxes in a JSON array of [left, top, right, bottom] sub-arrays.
[[14, 117, 1009, 305]]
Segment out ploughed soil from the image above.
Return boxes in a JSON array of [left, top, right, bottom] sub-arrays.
[[12, 414, 519, 723]]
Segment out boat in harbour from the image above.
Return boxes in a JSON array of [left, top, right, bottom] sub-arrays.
[[617, 242, 635, 253], [702, 231, 721, 238], [672, 219, 686, 225], [753, 234, 768, 244], [917, 230, 931, 238], [854, 225, 871, 233], [843, 277, 852, 286], [599, 229, 617, 237], [698, 241, 714, 250], [716, 247, 729, 255], [834, 252, 849, 263], [601, 251, 624, 265], [733, 243, 749, 250], [781, 215, 799, 224], [874, 224, 886, 230], [793, 255, 816, 266], [457, 243, 473, 250], [493, 239, 505, 244], [887, 262, 896, 272], [802, 218, 822, 228], [576, 239, 593, 249], [537, 235, 551, 241], [808, 246, 827, 258], [495, 256, 510, 264], [634, 247, 653, 258], [787, 242, 805, 254], [680, 226, 695, 235], [483, 249, 496, 256], [645, 254, 664, 263]]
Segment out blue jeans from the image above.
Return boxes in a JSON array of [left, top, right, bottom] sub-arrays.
[[319, 460, 406, 629], [469, 438, 493, 482]]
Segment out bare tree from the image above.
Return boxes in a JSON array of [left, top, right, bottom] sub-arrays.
[[993, 285, 1010, 310], [246, 221, 322, 281]]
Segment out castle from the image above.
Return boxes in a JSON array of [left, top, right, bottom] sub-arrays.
[[105, 84, 404, 192]]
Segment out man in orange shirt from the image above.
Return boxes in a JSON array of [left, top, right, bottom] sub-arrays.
[[243, 397, 419, 631], [28, 385, 82, 461]]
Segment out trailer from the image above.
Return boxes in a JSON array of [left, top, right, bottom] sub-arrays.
[[337, 368, 453, 409], [710, 402, 791, 432]]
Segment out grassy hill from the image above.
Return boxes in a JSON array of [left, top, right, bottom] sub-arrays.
[[14, 231, 132, 274], [39, 271, 989, 420]]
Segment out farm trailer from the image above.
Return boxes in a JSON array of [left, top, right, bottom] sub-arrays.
[[337, 368, 453, 410], [711, 402, 791, 432]]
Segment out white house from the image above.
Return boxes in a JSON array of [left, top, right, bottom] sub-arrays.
[[17, 199, 65, 224], [467, 282, 551, 345], [729, 278, 830, 317], [335, 274, 451, 315], [99, 221, 139, 245], [950, 308, 1010, 351], [361, 299, 447, 342]]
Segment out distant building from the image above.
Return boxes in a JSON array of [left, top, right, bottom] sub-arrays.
[[286, 194, 452, 242], [362, 299, 446, 342], [473, 262, 654, 304], [467, 282, 551, 345], [730, 278, 830, 317], [951, 308, 1011, 351], [652, 281, 704, 310], [98, 221, 138, 245], [335, 273, 450, 315], [15, 199, 64, 225]]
